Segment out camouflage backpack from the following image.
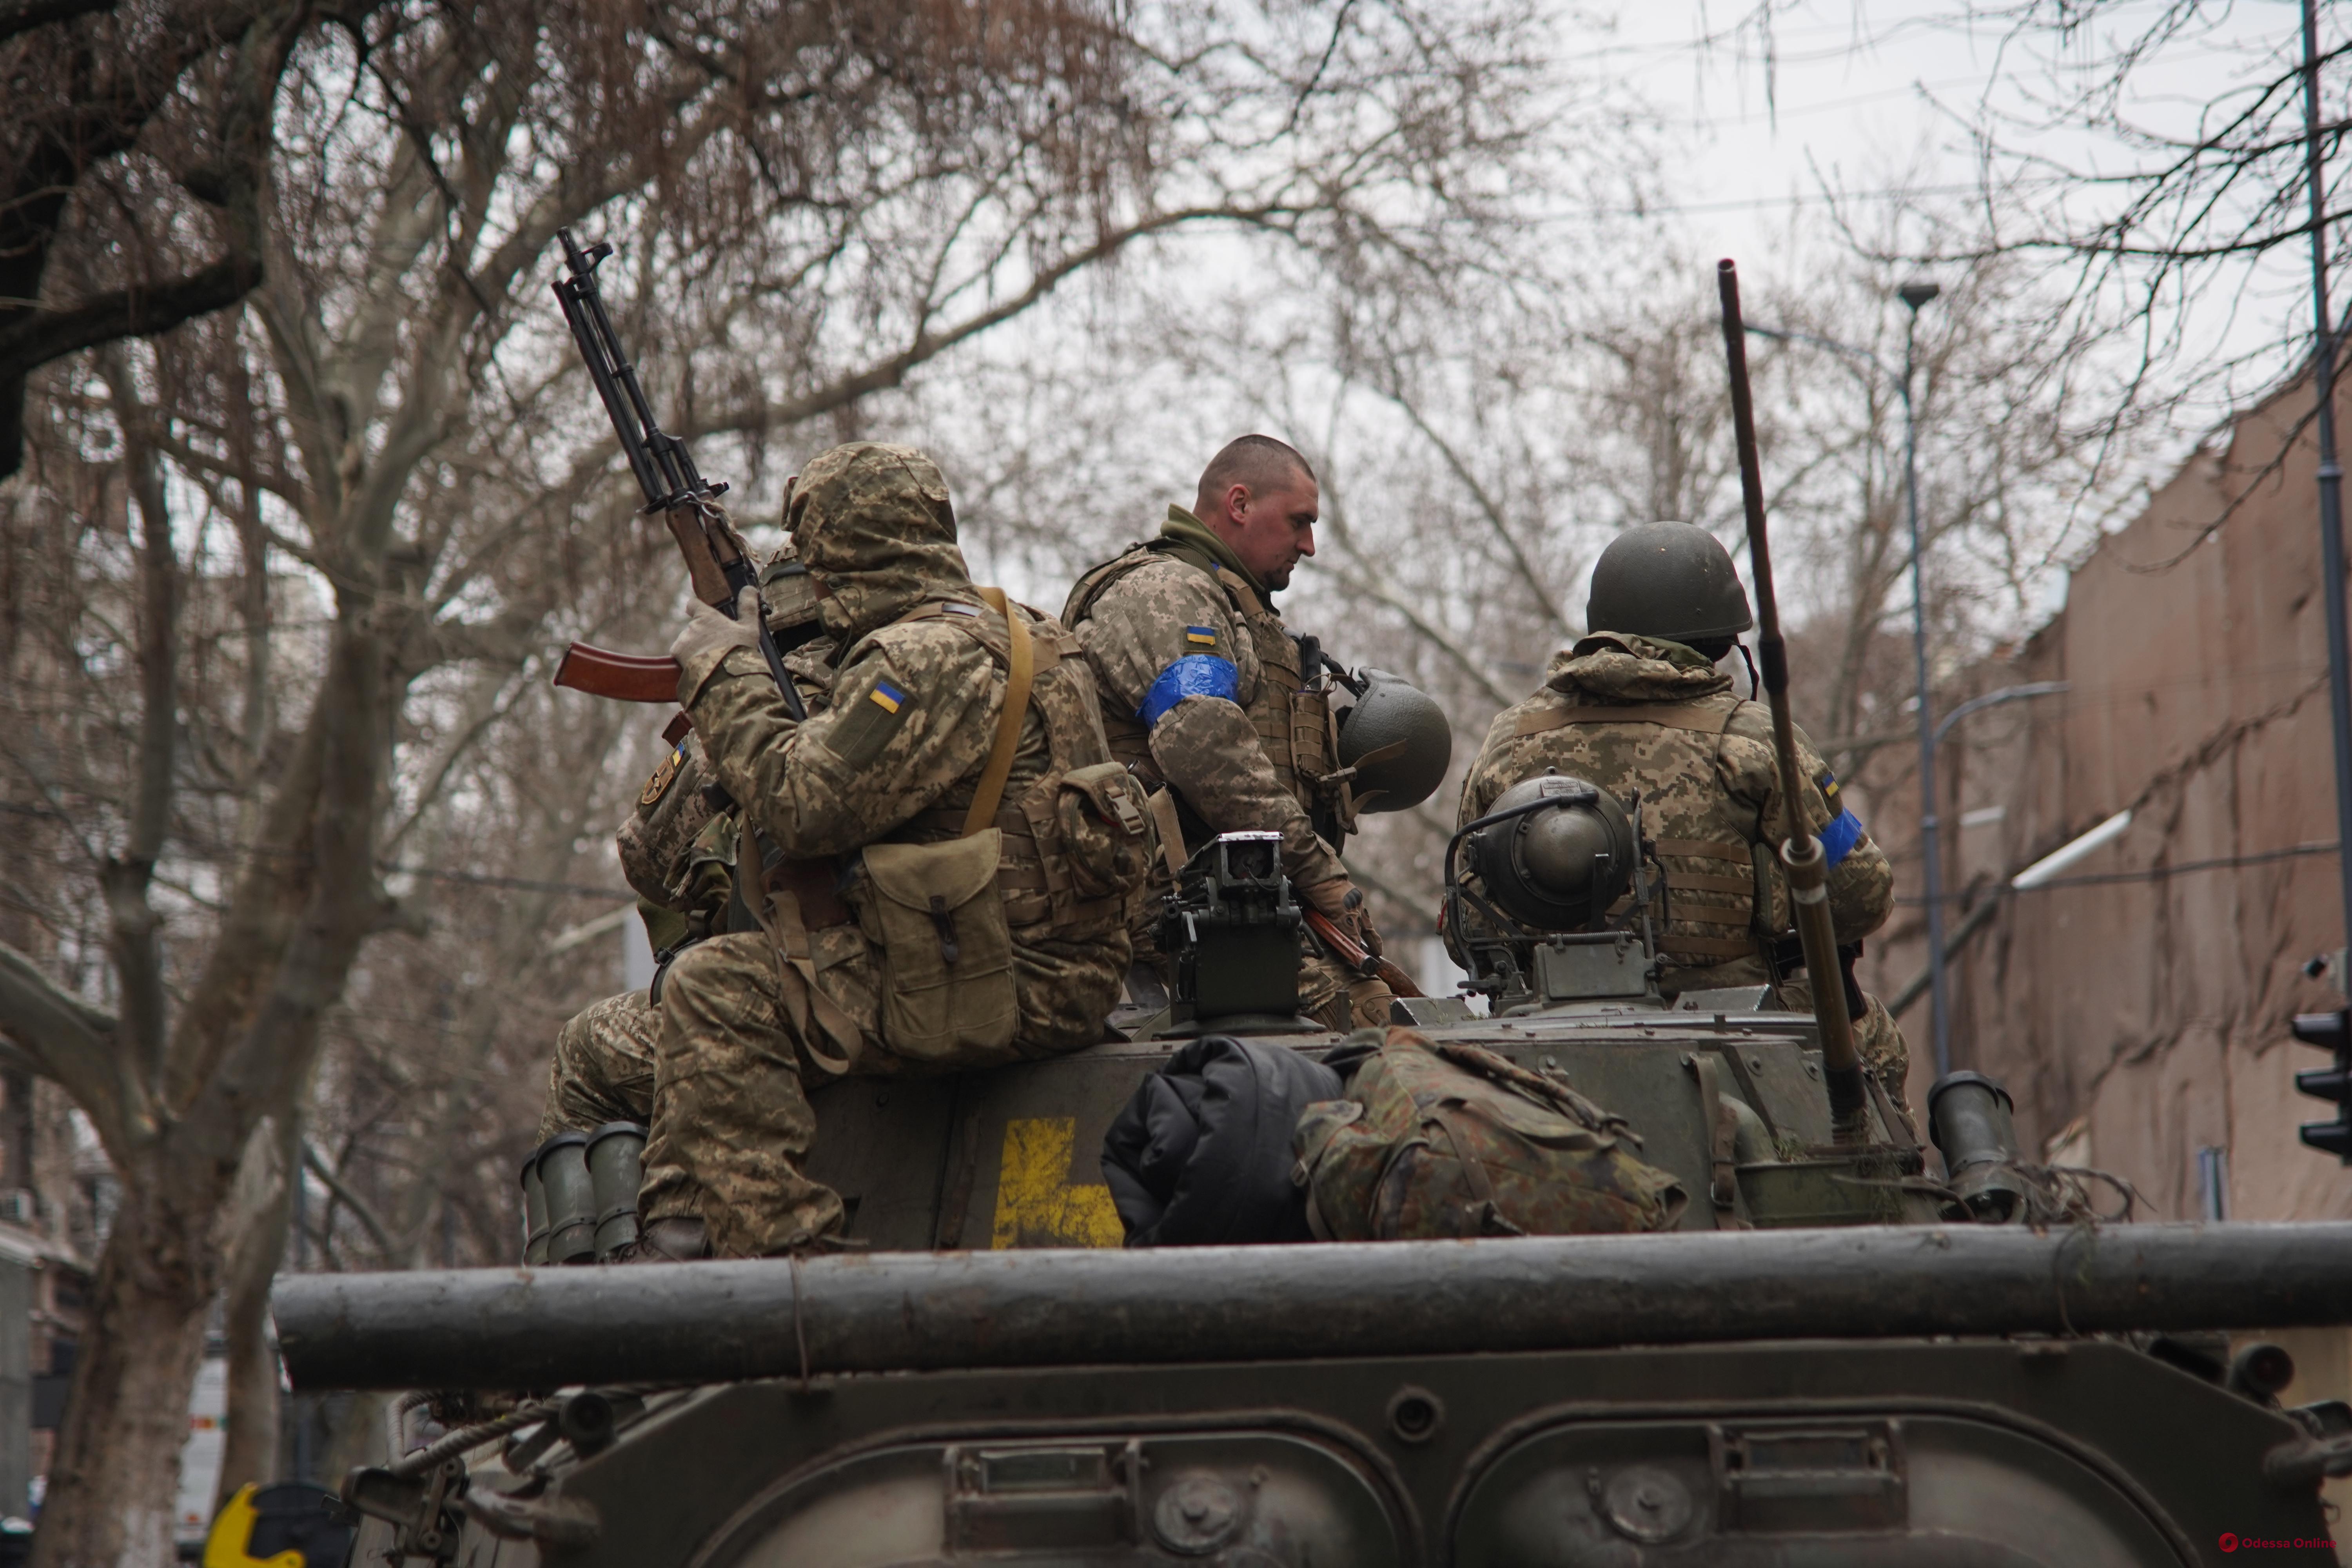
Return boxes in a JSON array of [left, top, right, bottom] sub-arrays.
[[1293, 1028, 1687, 1240]]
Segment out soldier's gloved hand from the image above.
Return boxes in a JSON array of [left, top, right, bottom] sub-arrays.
[[671, 587, 763, 682], [1299, 875, 1368, 940]]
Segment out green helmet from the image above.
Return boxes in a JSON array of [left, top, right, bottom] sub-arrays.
[[1336, 670, 1452, 812], [1584, 521, 1753, 646]]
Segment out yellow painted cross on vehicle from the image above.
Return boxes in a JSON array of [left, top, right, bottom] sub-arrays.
[[989, 1117, 1124, 1249]]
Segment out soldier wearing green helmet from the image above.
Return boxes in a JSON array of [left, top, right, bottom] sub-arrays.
[[1451, 521, 1911, 1092]]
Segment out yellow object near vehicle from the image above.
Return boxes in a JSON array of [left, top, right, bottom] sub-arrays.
[[202, 1482, 348, 1568]]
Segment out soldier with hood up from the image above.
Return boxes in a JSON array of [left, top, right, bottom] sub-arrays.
[[631, 442, 1151, 1259], [530, 550, 836, 1232], [1450, 521, 1910, 1092]]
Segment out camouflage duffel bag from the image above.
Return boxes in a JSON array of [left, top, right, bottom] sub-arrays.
[[1293, 1027, 1687, 1240]]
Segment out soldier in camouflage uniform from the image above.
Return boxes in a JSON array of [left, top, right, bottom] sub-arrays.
[[534, 553, 835, 1227], [1452, 521, 1910, 1092], [639, 442, 1147, 1259], [1063, 436, 1390, 1032]]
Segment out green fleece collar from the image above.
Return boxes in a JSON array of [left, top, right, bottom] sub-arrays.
[[1160, 505, 1270, 598]]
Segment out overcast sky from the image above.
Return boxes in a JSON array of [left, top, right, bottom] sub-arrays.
[[1621, 0, 2319, 323]]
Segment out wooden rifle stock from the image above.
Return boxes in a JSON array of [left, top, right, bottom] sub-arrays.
[[1303, 907, 1426, 998]]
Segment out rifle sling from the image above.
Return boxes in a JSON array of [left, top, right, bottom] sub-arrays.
[[962, 588, 1034, 838]]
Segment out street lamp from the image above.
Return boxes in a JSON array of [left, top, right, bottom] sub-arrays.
[[1744, 280, 1950, 1073], [1896, 279, 1945, 1080]]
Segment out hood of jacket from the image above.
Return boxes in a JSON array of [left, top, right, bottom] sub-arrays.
[[786, 442, 972, 642], [1545, 630, 1732, 704]]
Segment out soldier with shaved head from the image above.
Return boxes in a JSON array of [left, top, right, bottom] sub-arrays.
[[1063, 436, 1392, 1032]]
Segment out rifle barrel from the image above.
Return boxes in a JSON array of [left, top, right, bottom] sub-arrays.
[[552, 228, 801, 719]]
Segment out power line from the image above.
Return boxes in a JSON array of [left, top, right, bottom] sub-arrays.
[[1896, 839, 2338, 902]]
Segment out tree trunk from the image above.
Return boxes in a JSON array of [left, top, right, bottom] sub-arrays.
[[213, 1116, 294, 1510], [30, 1172, 212, 1568]]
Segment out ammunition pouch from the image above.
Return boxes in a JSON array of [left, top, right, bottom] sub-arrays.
[[853, 830, 1019, 1067], [684, 810, 743, 934], [619, 741, 720, 909], [1024, 761, 1151, 917]]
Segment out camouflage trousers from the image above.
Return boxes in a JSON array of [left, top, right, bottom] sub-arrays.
[[535, 989, 693, 1222], [1773, 975, 1911, 1099], [643, 931, 861, 1258]]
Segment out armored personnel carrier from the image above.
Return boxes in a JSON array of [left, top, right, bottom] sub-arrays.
[[275, 258, 2352, 1565], [279, 803, 2352, 1567]]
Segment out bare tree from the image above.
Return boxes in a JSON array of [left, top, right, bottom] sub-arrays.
[[0, 0, 324, 479], [1, 0, 1594, 1543]]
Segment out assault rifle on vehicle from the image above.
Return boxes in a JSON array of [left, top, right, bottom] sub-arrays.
[[547, 226, 805, 721]]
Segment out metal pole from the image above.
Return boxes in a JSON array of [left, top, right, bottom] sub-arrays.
[[1932, 681, 2069, 748], [2302, 0, 2352, 981], [1899, 283, 1947, 1080], [272, 1223, 2352, 1392]]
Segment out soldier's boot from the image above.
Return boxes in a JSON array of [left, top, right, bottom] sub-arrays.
[[608, 1216, 710, 1264]]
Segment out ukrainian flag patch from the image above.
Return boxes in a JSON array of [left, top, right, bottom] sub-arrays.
[[1184, 626, 1218, 649], [870, 680, 907, 714]]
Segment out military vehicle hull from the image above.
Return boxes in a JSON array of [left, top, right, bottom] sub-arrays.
[[787, 1003, 1901, 1253], [292, 1238, 2350, 1566], [427, 1341, 2332, 1566], [285, 1014, 2352, 1565]]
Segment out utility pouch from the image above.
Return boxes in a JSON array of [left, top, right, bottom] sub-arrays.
[[619, 738, 719, 909], [681, 810, 744, 934], [1029, 760, 1152, 907], [855, 828, 1019, 1065]]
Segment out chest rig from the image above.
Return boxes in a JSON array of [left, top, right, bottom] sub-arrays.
[[1067, 542, 1341, 844]]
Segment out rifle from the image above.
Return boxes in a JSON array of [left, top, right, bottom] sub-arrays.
[[548, 227, 806, 722], [1716, 258, 1867, 1145], [1301, 907, 1426, 999]]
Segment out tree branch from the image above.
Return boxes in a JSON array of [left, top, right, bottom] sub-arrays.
[[301, 1138, 395, 1261], [0, 0, 114, 41], [0, 253, 261, 476], [0, 943, 149, 1155], [95, 348, 178, 1085]]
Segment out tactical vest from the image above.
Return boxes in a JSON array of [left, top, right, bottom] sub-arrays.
[[886, 597, 1148, 940], [1503, 695, 1777, 975], [1063, 542, 1338, 844]]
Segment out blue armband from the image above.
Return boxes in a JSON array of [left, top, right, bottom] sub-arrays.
[[1138, 655, 1240, 727], [1820, 809, 1865, 868]]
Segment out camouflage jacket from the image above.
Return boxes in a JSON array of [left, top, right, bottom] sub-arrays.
[[618, 568, 837, 952], [680, 445, 1133, 1047], [1455, 631, 1893, 992], [1062, 506, 1344, 889]]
